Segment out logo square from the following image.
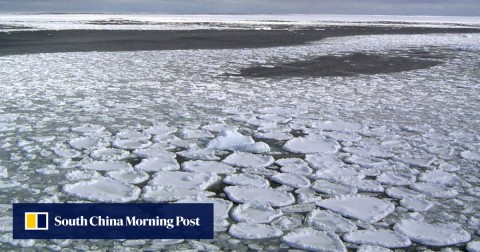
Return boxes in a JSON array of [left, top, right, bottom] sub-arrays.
[[25, 212, 49, 230]]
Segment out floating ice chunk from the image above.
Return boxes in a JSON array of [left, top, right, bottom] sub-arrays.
[[461, 151, 480, 161], [231, 203, 283, 224], [311, 168, 365, 183], [142, 185, 214, 202], [467, 241, 480, 252], [394, 219, 471, 246], [297, 188, 323, 204], [105, 170, 149, 184], [178, 129, 214, 139], [82, 161, 132, 171], [207, 129, 270, 153], [438, 162, 460, 172], [68, 137, 100, 150], [229, 223, 282, 239], [385, 187, 425, 199], [223, 152, 274, 168], [0, 166, 7, 179], [410, 182, 459, 198], [149, 171, 219, 190], [393, 155, 435, 168], [280, 165, 313, 176], [321, 131, 362, 142], [135, 156, 179, 172], [317, 195, 395, 223], [254, 132, 293, 141], [357, 245, 392, 252], [243, 167, 279, 177], [283, 136, 340, 154], [400, 197, 433, 212], [116, 129, 150, 140], [182, 160, 235, 174], [90, 148, 130, 161], [224, 186, 295, 207], [258, 107, 305, 116], [312, 180, 357, 195], [349, 180, 384, 193], [201, 123, 237, 133], [133, 146, 176, 159], [144, 124, 176, 135], [224, 173, 269, 188], [281, 228, 346, 252], [343, 230, 411, 248], [276, 158, 308, 167], [271, 173, 311, 188], [272, 215, 303, 231], [281, 204, 317, 214], [71, 124, 105, 133], [306, 209, 357, 232], [314, 121, 362, 132], [177, 148, 220, 161], [377, 172, 416, 186], [419, 170, 468, 187], [177, 197, 232, 219], [64, 178, 140, 203], [112, 139, 152, 150], [53, 147, 81, 159], [343, 146, 393, 158], [344, 155, 388, 168], [305, 154, 344, 170], [65, 170, 101, 181]]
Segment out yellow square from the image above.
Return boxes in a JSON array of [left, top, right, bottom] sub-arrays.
[[26, 213, 37, 229]]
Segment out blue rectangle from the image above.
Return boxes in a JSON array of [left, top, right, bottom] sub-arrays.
[[37, 213, 47, 229], [13, 203, 214, 239]]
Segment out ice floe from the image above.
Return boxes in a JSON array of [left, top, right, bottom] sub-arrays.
[[385, 187, 425, 199], [311, 180, 357, 195], [231, 203, 283, 223], [105, 170, 149, 184], [343, 146, 393, 158], [229, 223, 283, 239], [376, 172, 416, 186], [394, 219, 471, 246], [63, 178, 140, 202], [148, 171, 219, 190], [281, 228, 346, 252], [178, 129, 214, 139], [222, 152, 274, 168], [317, 195, 395, 223], [132, 146, 176, 159], [461, 151, 480, 161], [419, 170, 469, 187], [143, 124, 176, 136], [410, 182, 459, 198], [207, 129, 270, 153], [467, 241, 480, 252], [68, 137, 101, 150], [399, 197, 433, 212], [271, 173, 311, 188], [306, 209, 357, 232], [112, 139, 152, 150], [224, 173, 270, 188], [283, 136, 341, 154], [142, 185, 214, 202], [134, 156, 180, 172], [182, 160, 235, 174], [177, 197, 232, 220], [305, 154, 344, 170], [90, 148, 130, 161], [224, 186, 295, 207], [176, 148, 220, 161], [343, 230, 411, 248]]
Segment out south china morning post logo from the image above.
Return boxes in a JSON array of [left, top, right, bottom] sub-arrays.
[[13, 203, 214, 239], [24, 212, 48, 230]]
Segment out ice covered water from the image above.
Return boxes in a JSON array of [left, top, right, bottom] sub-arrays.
[[0, 16, 479, 251]]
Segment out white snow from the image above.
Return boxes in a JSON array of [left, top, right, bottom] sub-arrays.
[[399, 197, 433, 212], [343, 146, 393, 158], [177, 148, 220, 161], [224, 186, 295, 207], [231, 203, 283, 223], [68, 137, 101, 150], [271, 173, 311, 188], [229, 223, 282, 239], [376, 172, 416, 186], [343, 230, 411, 248], [419, 170, 468, 187], [90, 148, 130, 161], [467, 241, 480, 252], [224, 173, 270, 188], [461, 151, 480, 161], [311, 180, 357, 195], [142, 185, 214, 202], [112, 139, 152, 150], [222, 152, 274, 168], [317, 195, 395, 223], [410, 182, 459, 198], [134, 156, 180, 172], [182, 160, 235, 174], [281, 228, 346, 252], [385, 187, 425, 199], [63, 178, 140, 202], [305, 154, 344, 170], [306, 209, 357, 232], [283, 136, 341, 154], [207, 129, 270, 153], [394, 219, 471, 246], [143, 124, 176, 135], [178, 129, 214, 139], [105, 170, 149, 184], [81, 161, 132, 171], [132, 146, 176, 159]]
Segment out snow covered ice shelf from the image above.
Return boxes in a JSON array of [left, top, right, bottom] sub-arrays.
[[0, 29, 479, 251]]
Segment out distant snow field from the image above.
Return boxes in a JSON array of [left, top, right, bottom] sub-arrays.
[[0, 15, 480, 251]]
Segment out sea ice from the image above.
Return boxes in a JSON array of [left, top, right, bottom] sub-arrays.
[[81, 161, 132, 171], [224, 186, 295, 207], [177, 197, 233, 219], [63, 178, 140, 202], [399, 197, 433, 212], [305, 209, 357, 232], [283, 136, 341, 154], [68, 137, 100, 150], [142, 185, 214, 202], [178, 129, 214, 139], [143, 124, 176, 136], [176, 148, 220, 161], [467, 241, 480, 252], [305, 154, 344, 170], [112, 139, 152, 150], [349, 180, 384, 193], [317, 195, 395, 223], [207, 129, 270, 153], [222, 152, 274, 168], [376, 172, 416, 186], [182, 160, 235, 174], [229, 223, 283, 239], [461, 151, 480, 161], [281, 228, 346, 252], [271, 215, 303, 231], [71, 124, 105, 134], [419, 170, 468, 187], [394, 219, 471, 246], [410, 182, 459, 198], [357, 245, 392, 252], [254, 132, 293, 141], [385, 187, 425, 199], [90, 148, 130, 161], [312, 180, 357, 195], [313, 121, 362, 132], [231, 203, 283, 223], [148, 171, 219, 190], [343, 230, 411, 248], [271, 173, 311, 188], [134, 156, 180, 172], [343, 146, 393, 158], [105, 170, 149, 184], [132, 146, 176, 159], [224, 173, 270, 188], [311, 167, 365, 183]]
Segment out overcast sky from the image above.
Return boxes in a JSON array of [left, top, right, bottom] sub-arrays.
[[0, 0, 479, 16]]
